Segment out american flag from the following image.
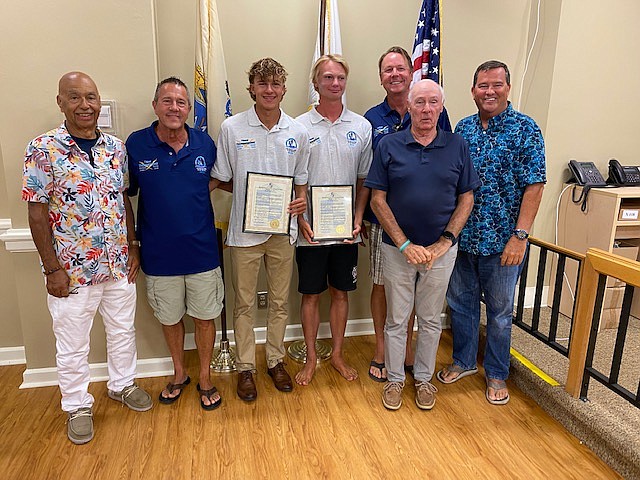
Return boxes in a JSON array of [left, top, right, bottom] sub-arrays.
[[411, 0, 443, 85], [411, 0, 451, 130]]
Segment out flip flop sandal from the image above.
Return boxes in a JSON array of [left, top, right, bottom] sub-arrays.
[[368, 360, 387, 383], [485, 378, 510, 405], [436, 364, 478, 384], [158, 376, 191, 404], [197, 383, 222, 411]]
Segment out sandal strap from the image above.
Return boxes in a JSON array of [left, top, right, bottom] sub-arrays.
[[198, 385, 218, 397], [486, 378, 507, 390], [166, 380, 189, 394]]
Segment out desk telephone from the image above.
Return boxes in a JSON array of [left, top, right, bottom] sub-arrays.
[[608, 159, 640, 185], [568, 159, 640, 187]]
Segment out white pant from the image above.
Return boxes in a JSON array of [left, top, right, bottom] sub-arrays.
[[382, 243, 458, 383], [47, 278, 138, 412]]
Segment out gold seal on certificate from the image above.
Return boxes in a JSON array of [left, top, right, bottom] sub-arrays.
[[243, 172, 294, 235], [310, 185, 354, 241]]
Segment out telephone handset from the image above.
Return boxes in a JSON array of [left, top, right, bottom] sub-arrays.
[[608, 158, 640, 186], [568, 160, 607, 187]]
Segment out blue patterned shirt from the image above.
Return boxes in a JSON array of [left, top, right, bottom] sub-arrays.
[[455, 103, 546, 255]]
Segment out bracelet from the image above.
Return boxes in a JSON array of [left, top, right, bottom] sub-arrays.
[[43, 266, 62, 276], [399, 240, 411, 253], [128, 240, 141, 247]]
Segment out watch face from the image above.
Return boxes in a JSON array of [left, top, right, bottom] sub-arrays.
[[515, 230, 528, 239]]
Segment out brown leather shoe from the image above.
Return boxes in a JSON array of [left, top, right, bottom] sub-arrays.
[[237, 371, 257, 402], [267, 362, 293, 392]]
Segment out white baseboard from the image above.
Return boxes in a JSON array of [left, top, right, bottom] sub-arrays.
[[521, 285, 549, 308], [19, 315, 448, 389], [0, 346, 26, 365]]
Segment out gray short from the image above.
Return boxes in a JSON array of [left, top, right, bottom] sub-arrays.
[[145, 267, 224, 326], [368, 223, 384, 286]]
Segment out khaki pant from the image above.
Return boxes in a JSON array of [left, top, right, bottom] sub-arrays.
[[230, 235, 294, 371]]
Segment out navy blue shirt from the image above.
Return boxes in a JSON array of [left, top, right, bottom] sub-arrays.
[[126, 121, 220, 276], [363, 98, 452, 223], [455, 103, 546, 255], [364, 128, 480, 247]]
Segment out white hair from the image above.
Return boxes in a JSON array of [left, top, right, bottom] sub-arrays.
[[408, 79, 445, 104]]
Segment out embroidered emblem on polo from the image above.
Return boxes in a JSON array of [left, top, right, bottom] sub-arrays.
[[374, 126, 389, 137], [194, 155, 207, 174], [346, 131, 358, 147], [285, 138, 298, 155], [139, 159, 159, 172]]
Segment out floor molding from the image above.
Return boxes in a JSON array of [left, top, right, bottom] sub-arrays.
[[0, 346, 26, 366], [20, 315, 447, 389]]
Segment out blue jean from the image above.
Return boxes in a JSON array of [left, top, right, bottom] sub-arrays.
[[445, 251, 520, 381]]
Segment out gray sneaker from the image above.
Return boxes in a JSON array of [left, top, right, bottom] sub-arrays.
[[67, 407, 93, 445], [415, 381, 438, 410], [382, 381, 404, 410], [108, 383, 153, 412]]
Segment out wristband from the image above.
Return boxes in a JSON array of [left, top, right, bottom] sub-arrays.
[[129, 240, 141, 247], [43, 266, 62, 276], [399, 240, 411, 253]]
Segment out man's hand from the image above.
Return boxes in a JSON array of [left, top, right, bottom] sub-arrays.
[[298, 217, 319, 244], [424, 237, 453, 269], [403, 243, 432, 265], [127, 245, 141, 283], [46, 269, 71, 298], [344, 222, 365, 245], [500, 236, 527, 266], [288, 197, 307, 217]]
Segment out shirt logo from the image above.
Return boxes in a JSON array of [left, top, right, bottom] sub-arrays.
[[346, 131, 358, 147], [374, 126, 389, 137], [310, 136, 321, 147], [194, 155, 207, 174], [285, 138, 298, 155], [236, 139, 256, 150], [139, 159, 159, 172]]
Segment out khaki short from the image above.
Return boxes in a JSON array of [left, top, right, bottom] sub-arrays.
[[145, 267, 224, 326], [368, 223, 384, 286]]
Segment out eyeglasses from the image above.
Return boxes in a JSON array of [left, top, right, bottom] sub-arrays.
[[69, 287, 79, 295]]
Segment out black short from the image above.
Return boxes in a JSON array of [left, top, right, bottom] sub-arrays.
[[296, 244, 358, 294]]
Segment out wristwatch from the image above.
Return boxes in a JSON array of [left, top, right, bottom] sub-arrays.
[[513, 229, 529, 240], [441, 230, 457, 246]]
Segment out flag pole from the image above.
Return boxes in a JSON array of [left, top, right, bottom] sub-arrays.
[[288, 0, 334, 365]]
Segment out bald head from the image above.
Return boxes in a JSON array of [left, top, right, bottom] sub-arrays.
[[57, 71, 101, 138], [408, 79, 445, 104], [58, 72, 98, 95]]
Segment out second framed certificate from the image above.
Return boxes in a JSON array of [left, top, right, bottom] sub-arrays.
[[243, 172, 294, 235], [310, 185, 354, 241]]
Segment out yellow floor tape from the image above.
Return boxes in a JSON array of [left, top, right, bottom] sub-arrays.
[[510, 347, 560, 386]]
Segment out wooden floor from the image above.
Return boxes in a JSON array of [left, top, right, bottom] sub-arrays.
[[0, 332, 620, 480]]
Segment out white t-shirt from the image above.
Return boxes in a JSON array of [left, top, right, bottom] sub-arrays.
[[212, 106, 310, 247], [295, 107, 372, 246]]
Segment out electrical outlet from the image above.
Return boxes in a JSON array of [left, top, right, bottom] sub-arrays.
[[257, 291, 268, 309]]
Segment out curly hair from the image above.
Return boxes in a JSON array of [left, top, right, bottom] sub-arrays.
[[247, 58, 288, 100]]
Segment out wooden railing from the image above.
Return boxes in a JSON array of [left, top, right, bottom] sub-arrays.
[[566, 248, 640, 406], [514, 239, 640, 407]]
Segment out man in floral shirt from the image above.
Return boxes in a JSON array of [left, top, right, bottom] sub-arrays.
[[22, 72, 152, 445]]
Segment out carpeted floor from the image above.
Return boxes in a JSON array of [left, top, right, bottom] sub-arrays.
[[508, 306, 640, 479]]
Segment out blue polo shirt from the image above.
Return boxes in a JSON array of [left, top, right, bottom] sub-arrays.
[[455, 103, 546, 255], [364, 128, 480, 247], [126, 121, 220, 276], [363, 98, 452, 223]]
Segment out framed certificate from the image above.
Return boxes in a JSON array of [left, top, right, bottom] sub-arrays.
[[310, 185, 354, 241], [243, 172, 294, 235]]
